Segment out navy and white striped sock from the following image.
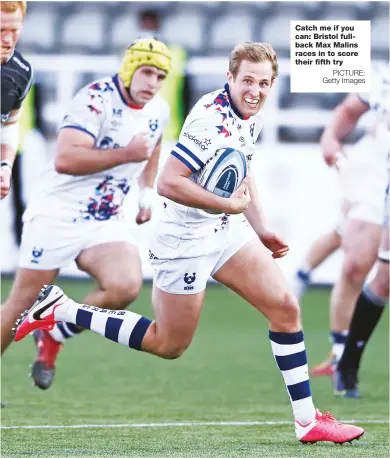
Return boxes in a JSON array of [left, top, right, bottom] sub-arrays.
[[54, 300, 151, 351], [49, 322, 83, 343], [331, 330, 349, 363], [269, 330, 316, 425]]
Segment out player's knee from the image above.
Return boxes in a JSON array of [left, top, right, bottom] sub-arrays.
[[158, 341, 190, 360], [343, 258, 370, 285], [277, 293, 301, 329], [104, 279, 142, 308]]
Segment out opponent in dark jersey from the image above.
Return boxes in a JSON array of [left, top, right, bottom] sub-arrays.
[[1, 1, 33, 199]]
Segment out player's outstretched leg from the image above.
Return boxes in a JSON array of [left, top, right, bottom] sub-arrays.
[[14, 283, 203, 361], [213, 237, 364, 444], [29, 242, 144, 389], [14, 285, 151, 353]]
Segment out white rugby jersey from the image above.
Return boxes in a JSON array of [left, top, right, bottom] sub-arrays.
[[359, 62, 390, 122], [359, 63, 390, 176], [159, 83, 263, 237], [24, 74, 169, 223]]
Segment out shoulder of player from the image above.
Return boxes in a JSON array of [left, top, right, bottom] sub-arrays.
[[11, 49, 32, 76], [76, 76, 114, 102], [187, 93, 226, 123]]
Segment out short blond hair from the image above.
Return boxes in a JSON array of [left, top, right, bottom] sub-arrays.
[[1, 1, 27, 17], [229, 42, 279, 80]]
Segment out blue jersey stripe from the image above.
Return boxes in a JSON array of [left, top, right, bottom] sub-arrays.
[[176, 142, 204, 168], [171, 151, 197, 173]]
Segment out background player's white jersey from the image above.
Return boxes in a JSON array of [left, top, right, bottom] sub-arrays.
[[24, 74, 169, 223], [159, 83, 263, 238], [359, 62, 390, 124], [339, 63, 390, 226]]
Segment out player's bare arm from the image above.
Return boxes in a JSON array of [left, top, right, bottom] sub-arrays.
[[136, 137, 162, 224], [0, 109, 22, 199], [243, 170, 267, 234], [138, 136, 162, 190], [320, 93, 370, 166], [244, 171, 289, 258], [157, 154, 250, 214], [55, 128, 151, 175]]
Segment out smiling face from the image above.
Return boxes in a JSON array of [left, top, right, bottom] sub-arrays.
[[0, 8, 23, 64], [128, 65, 167, 106], [227, 59, 274, 117]]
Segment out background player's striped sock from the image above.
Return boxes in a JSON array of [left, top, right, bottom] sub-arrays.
[[331, 330, 349, 363], [49, 322, 82, 343], [54, 300, 151, 350], [269, 330, 316, 425]]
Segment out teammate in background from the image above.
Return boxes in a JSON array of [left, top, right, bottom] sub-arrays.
[[15, 42, 364, 445], [309, 62, 390, 378], [11, 82, 47, 246], [334, 216, 389, 397], [1, 38, 171, 390], [1, 1, 33, 200]]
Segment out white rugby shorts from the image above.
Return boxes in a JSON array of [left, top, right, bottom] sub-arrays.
[[19, 216, 137, 270], [149, 217, 257, 294], [337, 134, 389, 228]]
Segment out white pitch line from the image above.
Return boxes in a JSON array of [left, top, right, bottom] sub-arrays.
[[1, 419, 388, 430]]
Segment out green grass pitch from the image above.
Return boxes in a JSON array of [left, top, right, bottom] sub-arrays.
[[1, 277, 389, 457]]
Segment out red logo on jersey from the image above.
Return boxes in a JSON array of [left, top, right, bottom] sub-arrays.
[[87, 104, 102, 114]]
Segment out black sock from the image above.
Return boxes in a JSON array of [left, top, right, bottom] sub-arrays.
[[338, 289, 385, 372]]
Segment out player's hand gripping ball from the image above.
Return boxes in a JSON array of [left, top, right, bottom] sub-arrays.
[[197, 147, 247, 214]]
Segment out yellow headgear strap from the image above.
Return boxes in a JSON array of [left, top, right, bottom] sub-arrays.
[[119, 37, 172, 88]]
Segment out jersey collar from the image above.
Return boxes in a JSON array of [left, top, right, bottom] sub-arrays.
[[224, 83, 250, 120], [113, 74, 144, 110]]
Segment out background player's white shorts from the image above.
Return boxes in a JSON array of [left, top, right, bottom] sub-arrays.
[[19, 216, 137, 270], [149, 217, 257, 294], [336, 133, 389, 229]]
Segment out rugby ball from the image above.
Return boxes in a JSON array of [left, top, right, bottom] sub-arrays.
[[197, 147, 247, 214]]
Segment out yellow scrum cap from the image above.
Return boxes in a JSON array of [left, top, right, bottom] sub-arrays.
[[119, 37, 172, 88]]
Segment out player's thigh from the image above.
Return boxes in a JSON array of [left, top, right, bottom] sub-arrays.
[[76, 241, 143, 292], [3, 267, 58, 313], [152, 284, 205, 349], [212, 238, 296, 317], [342, 218, 382, 265]]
